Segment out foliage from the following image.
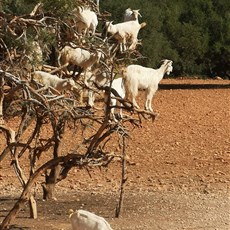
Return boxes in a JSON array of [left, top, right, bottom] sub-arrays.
[[41, 0, 78, 19], [1, 0, 38, 15], [101, 0, 230, 78], [1, 0, 229, 77]]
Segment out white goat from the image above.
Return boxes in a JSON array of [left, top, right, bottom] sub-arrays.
[[73, 6, 98, 36], [123, 8, 141, 22], [105, 19, 146, 52], [69, 209, 113, 230], [84, 70, 125, 120], [123, 60, 173, 112], [84, 70, 109, 107], [32, 70, 76, 94], [106, 77, 125, 121], [59, 46, 102, 76]]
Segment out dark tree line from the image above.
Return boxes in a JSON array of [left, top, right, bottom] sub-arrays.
[[1, 0, 229, 78], [100, 0, 230, 78]]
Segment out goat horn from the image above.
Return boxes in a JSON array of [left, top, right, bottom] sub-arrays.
[[78, 6, 84, 12], [137, 9, 142, 17]]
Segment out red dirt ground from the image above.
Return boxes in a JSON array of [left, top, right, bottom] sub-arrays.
[[0, 78, 230, 230]]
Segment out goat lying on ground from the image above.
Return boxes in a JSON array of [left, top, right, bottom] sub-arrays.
[[105, 13, 146, 52], [123, 59, 173, 112], [32, 70, 76, 94], [69, 209, 113, 230]]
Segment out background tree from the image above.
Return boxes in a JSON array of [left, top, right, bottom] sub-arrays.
[[100, 0, 230, 78], [2, 0, 229, 77]]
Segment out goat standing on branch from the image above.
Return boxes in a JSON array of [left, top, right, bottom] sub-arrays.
[[84, 69, 110, 107], [105, 77, 126, 122], [104, 10, 146, 52], [123, 60, 173, 112], [58, 45, 102, 78], [73, 6, 98, 37], [32, 70, 76, 94]]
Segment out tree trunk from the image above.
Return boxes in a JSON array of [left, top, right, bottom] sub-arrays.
[[0, 155, 77, 229], [42, 165, 61, 200]]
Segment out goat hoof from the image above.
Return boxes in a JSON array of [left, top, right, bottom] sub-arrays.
[[112, 113, 122, 122]]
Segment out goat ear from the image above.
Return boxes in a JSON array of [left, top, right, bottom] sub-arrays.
[[79, 6, 84, 12], [121, 67, 127, 76], [105, 21, 112, 27], [76, 6, 83, 13]]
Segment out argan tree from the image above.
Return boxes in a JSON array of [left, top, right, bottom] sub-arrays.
[[0, 1, 155, 229]]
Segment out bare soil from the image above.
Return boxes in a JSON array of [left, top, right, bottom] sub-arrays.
[[1, 78, 230, 230]]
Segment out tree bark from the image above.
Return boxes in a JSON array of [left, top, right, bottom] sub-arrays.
[[42, 165, 61, 200]]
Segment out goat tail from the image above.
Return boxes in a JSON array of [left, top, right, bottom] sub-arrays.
[[140, 22, 147, 28]]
